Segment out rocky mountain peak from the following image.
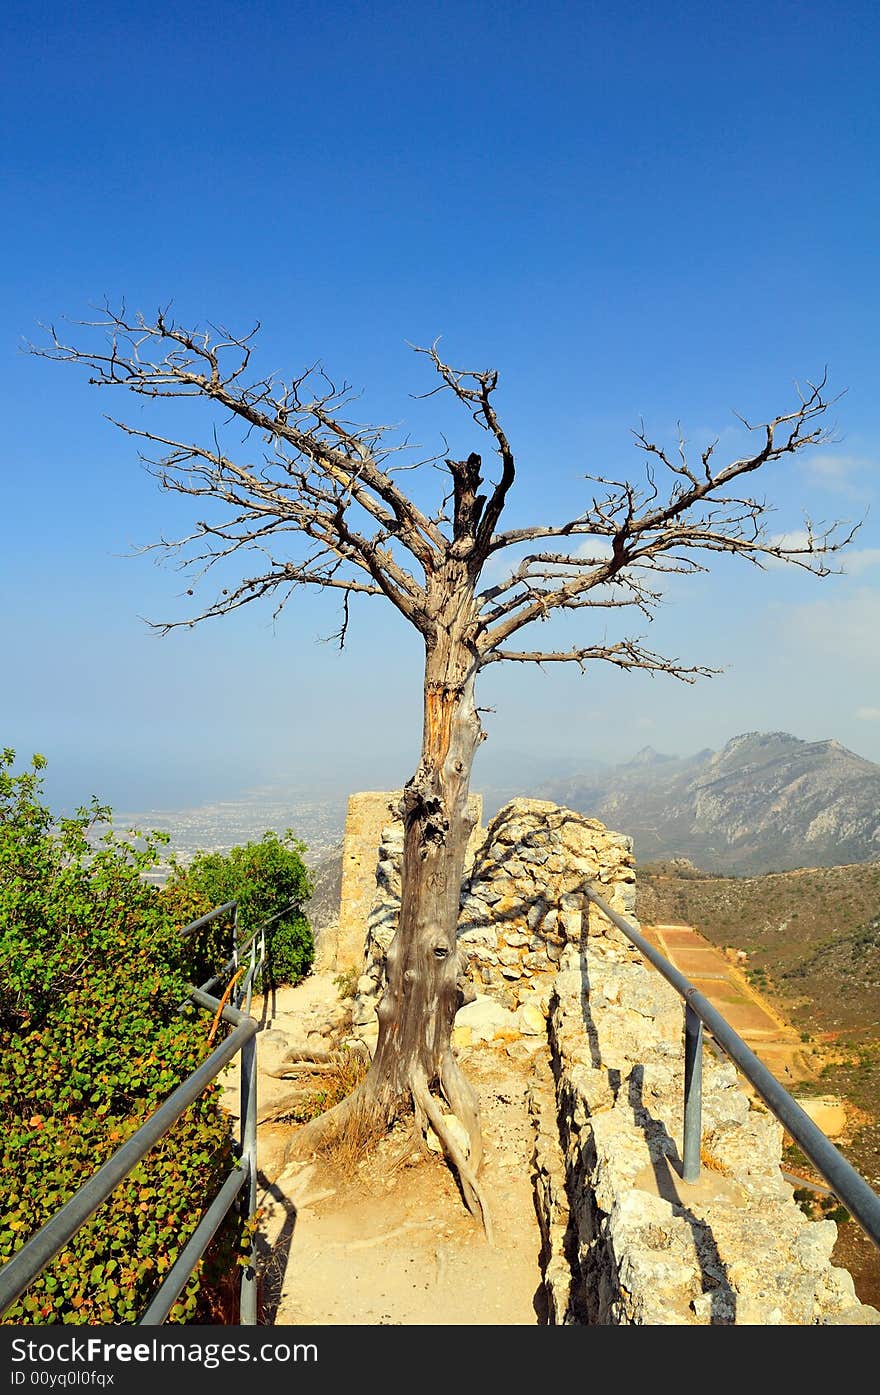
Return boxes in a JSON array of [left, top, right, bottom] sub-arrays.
[[531, 730, 880, 874], [626, 745, 669, 766]]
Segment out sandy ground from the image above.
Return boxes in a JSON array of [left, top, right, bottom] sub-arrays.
[[255, 1048, 551, 1326], [216, 973, 552, 1326]]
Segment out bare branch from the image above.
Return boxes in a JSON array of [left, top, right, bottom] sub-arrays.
[[411, 343, 515, 569], [36, 310, 856, 694], [33, 306, 448, 593], [482, 637, 718, 682], [116, 421, 428, 626], [478, 377, 855, 658]]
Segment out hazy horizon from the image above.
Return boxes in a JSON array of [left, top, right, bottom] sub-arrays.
[[24, 724, 879, 823]]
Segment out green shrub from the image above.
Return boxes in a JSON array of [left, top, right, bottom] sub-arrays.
[[168, 832, 315, 991], [0, 750, 245, 1325]]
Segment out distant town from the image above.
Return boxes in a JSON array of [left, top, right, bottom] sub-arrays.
[[96, 786, 350, 884]]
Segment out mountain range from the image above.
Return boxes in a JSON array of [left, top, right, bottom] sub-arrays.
[[480, 731, 880, 875]]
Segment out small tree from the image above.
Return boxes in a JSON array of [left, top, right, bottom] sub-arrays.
[[37, 309, 857, 1232], [167, 831, 314, 991]]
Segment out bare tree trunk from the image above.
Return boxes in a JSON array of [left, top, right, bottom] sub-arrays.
[[356, 621, 490, 1219], [365, 637, 487, 1197], [287, 606, 493, 1230]]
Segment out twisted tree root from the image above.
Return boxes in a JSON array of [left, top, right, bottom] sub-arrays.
[[415, 1082, 494, 1246], [439, 1049, 484, 1176], [280, 1082, 376, 1164], [267, 1060, 339, 1079]]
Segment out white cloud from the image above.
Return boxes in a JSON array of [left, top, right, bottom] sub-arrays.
[[805, 453, 876, 499], [856, 706, 880, 721], [782, 588, 880, 667], [766, 528, 811, 550], [842, 548, 880, 576], [574, 538, 613, 560], [807, 453, 871, 479]]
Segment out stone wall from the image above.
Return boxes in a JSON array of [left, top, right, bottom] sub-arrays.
[[457, 798, 636, 1005], [350, 797, 634, 1051], [335, 792, 405, 972], [352, 797, 635, 1054]]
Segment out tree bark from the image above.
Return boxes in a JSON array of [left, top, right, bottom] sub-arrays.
[[362, 619, 491, 1226], [287, 579, 493, 1232]]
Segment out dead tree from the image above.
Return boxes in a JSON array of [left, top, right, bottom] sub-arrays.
[[35, 308, 858, 1234]]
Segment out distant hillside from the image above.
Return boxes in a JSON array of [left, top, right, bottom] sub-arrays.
[[309, 730, 880, 920], [525, 731, 880, 874], [636, 858, 880, 1033], [304, 839, 344, 930]]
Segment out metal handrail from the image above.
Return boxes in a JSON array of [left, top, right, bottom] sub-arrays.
[[583, 885, 880, 1249], [179, 901, 237, 939], [0, 898, 281, 1324]]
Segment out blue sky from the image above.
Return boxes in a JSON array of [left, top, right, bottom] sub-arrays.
[[2, 0, 879, 813]]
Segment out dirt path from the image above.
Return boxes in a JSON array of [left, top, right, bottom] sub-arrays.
[[222, 978, 554, 1326], [258, 1050, 550, 1326], [641, 922, 814, 1075], [640, 922, 880, 1309]]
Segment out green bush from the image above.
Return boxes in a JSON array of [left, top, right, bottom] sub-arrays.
[[0, 750, 246, 1325], [168, 832, 315, 992]]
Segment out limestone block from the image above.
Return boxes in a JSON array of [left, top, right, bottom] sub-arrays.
[[522, 951, 552, 972], [503, 930, 529, 947], [526, 896, 549, 931], [258, 1029, 307, 1077], [455, 994, 517, 1041], [517, 1000, 547, 1035], [567, 1063, 617, 1115], [507, 1037, 547, 1059]]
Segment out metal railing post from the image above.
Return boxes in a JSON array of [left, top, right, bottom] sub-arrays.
[[239, 1031, 258, 1324], [232, 903, 240, 1007], [682, 1002, 703, 1182]]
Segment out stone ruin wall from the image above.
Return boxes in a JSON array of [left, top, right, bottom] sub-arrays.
[[339, 793, 879, 1325], [335, 792, 406, 973], [539, 939, 878, 1325]]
